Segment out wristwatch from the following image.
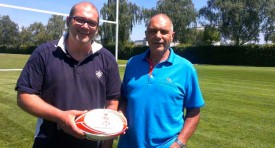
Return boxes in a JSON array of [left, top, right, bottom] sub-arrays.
[[175, 138, 187, 148]]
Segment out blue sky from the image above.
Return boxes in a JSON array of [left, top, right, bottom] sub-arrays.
[[0, 0, 209, 41]]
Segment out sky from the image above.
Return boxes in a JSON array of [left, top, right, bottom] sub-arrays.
[[3, 0, 262, 44]]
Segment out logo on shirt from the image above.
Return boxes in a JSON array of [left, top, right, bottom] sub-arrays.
[[96, 70, 103, 79], [166, 78, 172, 83]]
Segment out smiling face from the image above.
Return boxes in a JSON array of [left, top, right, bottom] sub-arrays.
[[145, 14, 175, 56], [67, 2, 99, 45]]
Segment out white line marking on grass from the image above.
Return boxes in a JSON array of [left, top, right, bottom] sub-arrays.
[[0, 69, 22, 71]]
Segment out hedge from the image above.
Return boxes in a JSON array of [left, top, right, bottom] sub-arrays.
[[1, 44, 274, 66], [174, 45, 275, 67], [0, 45, 36, 54]]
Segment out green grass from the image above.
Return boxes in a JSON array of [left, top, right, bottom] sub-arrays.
[[0, 53, 274, 147], [0, 70, 35, 148], [0, 53, 30, 69], [192, 65, 275, 147]]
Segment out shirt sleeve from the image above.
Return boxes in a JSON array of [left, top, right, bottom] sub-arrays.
[[184, 67, 205, 108], [15, 48, 45, 95]]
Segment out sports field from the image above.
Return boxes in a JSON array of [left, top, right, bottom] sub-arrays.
[[0, 53, 274, 147]]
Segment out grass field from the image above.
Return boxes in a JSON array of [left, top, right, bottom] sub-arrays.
[[0, 53, 274, 147]]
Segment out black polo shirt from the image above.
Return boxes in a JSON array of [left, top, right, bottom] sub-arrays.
[[15, 36, 121, 147]]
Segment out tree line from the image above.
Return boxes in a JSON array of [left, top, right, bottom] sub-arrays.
[[0, 15, 65, 48], [0, 0, 274, 49]]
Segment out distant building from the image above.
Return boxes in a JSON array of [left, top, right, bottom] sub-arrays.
[[196, 26, 205, 31], [134, 39, 179, 47], [170, 41, 180, 47], [134, 39, 147, 46]]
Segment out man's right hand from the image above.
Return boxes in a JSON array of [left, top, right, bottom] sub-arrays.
[[56, 110, 87, 139]]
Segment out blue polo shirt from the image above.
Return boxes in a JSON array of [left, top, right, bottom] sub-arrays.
[[15, 34, 121, 147], [118, 48, 204, 148]]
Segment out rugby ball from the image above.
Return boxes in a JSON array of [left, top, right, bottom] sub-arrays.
[[75, 109, 127, 141]]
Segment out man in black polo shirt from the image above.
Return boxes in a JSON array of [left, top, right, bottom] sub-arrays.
[[15, 2, 121, 148]]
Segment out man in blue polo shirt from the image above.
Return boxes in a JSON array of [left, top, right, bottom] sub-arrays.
[[118, 13, 205, 148], [15, 2, 120, 148]]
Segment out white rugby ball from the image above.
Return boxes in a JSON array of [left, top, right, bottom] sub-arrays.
[[75, 109, 127, 140]]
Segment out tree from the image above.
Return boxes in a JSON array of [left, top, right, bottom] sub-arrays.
[[0, 15, 20, 46], [195, 29, 204, 46], [199, 0, 271, 45], [261, 0, 274, 43], [19, 26, 33, 46], [100, 0, 117, 45], [19, 15, 65, 47], [46, 15, 66, 41], [27, 22, 47, 46], [100, 0, 142, 46], [142, 0, 197, 44], [202, 25, 220, 45]]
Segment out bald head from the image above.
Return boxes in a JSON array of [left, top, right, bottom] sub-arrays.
[[147, 13, 174, 31], [69, 2, 99, 22]]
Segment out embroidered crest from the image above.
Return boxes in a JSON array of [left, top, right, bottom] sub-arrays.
[[96, 70, 103, 79], [166, 77, 172, 83]]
